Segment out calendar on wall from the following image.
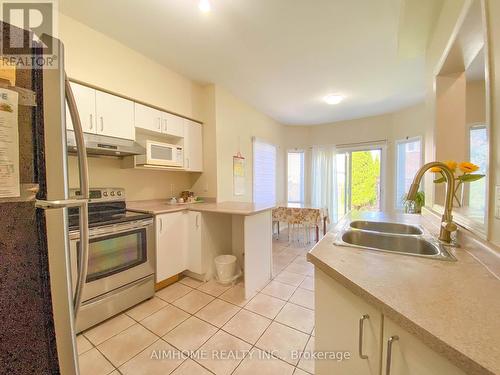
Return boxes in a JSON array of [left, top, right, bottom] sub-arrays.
[[233, 153, 245, 196]]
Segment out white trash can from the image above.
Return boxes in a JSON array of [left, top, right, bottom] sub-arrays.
[[214, 255, 238, 284]]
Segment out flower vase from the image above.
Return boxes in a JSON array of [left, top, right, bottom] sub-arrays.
[[453, 183, 464, 208]]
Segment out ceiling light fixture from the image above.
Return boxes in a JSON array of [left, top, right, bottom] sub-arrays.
[[199, 0, 211, 13], [323, 94, 344, 105]]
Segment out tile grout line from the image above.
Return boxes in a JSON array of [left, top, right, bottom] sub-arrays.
[[78, 237, 314, 374], [135, 306, 217, 375]]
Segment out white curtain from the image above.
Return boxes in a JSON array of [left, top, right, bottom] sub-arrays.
[[311, 146, 338, 224]]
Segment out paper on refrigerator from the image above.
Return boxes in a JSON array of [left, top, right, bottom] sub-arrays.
[[0, 88, 20, 198]]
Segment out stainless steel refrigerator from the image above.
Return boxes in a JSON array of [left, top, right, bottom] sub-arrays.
[[0, 23, 89, 374]]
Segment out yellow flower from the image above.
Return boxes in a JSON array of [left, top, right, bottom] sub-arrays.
[[459, 162, 479, 173], [444, 160, 457, 172], [430, 161, 456, 173]]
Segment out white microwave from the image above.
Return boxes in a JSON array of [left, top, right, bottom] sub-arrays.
[[136, 140, 184, 167]]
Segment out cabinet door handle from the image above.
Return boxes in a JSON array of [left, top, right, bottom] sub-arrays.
[[163, 119, 167, 132], [358, 314, 369, 359], [89, 114, 93, 129], [187, 158, 190, 169], [385, 335, 399, 375], [100, 116, 104, 132], [196, 214, 200, 228], [157, 117, 161, 130], [160, 218, 163, 232]]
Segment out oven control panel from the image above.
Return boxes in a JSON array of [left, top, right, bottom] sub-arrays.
[[70, 187, 125, 202]]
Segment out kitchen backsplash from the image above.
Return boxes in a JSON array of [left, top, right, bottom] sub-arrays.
[[67, 155, 195, 201]]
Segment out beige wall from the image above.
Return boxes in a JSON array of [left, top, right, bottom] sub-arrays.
[[423, 0, 467, 211], [435, 73, 467, 164], [423, 0, 500, 245], [67, 156, 192, 200], [60, 14, 204, 120], [466, 80, 486, 125], [60, 14, 209, 201], [213, 86, 286, 203], [61, 4, 500, 244], [190, 85, 218, 198], [487, 0, 500, 245], [284, 103, 427, 212], [60, 14, 286, 203]]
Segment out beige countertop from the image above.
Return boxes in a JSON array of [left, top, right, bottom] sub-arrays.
[[307, 211, 500, 375], [127, 199, 275, 216]]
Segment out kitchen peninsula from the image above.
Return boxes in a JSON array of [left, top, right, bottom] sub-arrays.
[[127, 200, 275, 298], [309, 210, 500, 375]]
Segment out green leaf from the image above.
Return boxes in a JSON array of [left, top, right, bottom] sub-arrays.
[[433, 177, 446, 183], [457, 174, 485, 182]]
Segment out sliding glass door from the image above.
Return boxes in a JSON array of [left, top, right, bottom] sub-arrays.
[[336, 147, 382, 215]]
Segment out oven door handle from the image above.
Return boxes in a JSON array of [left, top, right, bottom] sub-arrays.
[[65, 76, 90, 319]]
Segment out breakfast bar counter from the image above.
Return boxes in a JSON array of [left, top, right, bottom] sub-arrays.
[[308, 210, 500, 375], [127, 199, 274, 298], [126, 200, 275, 216]]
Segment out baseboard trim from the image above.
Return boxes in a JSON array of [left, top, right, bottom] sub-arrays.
[[155, 274, 179, 291]]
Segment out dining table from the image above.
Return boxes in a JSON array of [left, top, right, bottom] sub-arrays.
[[272, 202, 330, 242]]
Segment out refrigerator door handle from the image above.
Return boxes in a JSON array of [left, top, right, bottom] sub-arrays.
[[36, 198, 89, 209], [65, 77, 90, 319]]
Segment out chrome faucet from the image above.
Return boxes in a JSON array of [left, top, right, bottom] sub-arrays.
[[407, 162, 457, 243]]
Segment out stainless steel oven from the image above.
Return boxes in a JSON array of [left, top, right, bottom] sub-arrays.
[[68, 188, 155, 332]]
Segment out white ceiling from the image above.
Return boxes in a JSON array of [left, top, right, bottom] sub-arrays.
[[59, 0, 441, 125]]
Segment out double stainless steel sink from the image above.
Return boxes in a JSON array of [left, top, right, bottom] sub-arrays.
[[334, 219, 456, 261]]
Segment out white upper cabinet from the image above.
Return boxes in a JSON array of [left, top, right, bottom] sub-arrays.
[[162, 112, 184, 137], [134, 103, 162, 133], [66, 82, 96, 133], [95, 91, 135, 140], [184, 120, 203, 172], [134, 105, 185, 138], [66, 82, 135, 141]]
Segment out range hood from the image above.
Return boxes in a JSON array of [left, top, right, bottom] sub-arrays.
[[67, 130, 145, 157]]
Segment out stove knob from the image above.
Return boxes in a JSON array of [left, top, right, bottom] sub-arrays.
[[110, 191, 115, 197], [103, 191, 108, 197], [117, 191, 122, 197]]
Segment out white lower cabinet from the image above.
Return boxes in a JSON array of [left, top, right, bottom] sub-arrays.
[[316, 268, 466, 375], [315, 268, 382, 375], [155, 211, 187, 283], [381, 318, 466, 375], [155, 211, 205, 283], [186, 211, 204, 274]]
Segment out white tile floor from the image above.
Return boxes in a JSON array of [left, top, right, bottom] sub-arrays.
[[77, 232, 316, 375]]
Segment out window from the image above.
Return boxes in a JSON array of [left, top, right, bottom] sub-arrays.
[[396, 137, 422, 209], [336, 153, 347, 216], [287, 151, 305, 203], [468, 125, 488, 213], [335, 147, 383, 214], [253, 138, 277, 204]]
